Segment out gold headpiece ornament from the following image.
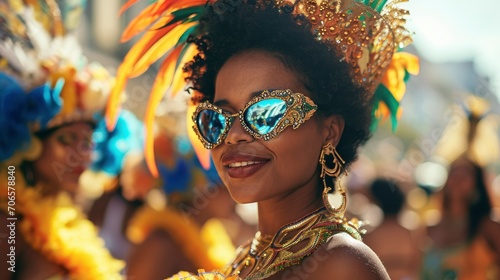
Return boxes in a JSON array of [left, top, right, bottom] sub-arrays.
[[274, 0, 412, 90], [106, 0, 419, 176]]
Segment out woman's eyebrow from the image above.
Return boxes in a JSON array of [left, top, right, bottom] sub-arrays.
[[213, 99, 229, 107], [213, 90, 271, 107]]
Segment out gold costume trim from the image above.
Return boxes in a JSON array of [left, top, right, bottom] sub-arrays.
[[219, 208, 363, 279]]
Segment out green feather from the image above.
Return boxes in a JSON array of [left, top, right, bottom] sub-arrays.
[[171, 6, 205, 21], [358, 0, 389, 12], [371, 84, 401, 132], [175, 37, 196, 70], [158, 6, 204, 29], [373, 0, 389, 12], [403, 69, 411, 83], [176, 25, 198, 46]]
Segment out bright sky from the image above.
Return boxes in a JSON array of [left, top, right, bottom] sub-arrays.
[[405, 0, 500, 99]]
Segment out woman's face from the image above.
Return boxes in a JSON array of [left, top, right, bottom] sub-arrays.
[[33, 122, 93, 196], [211, 50, 339, 204]]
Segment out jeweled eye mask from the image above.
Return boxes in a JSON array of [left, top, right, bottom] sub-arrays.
[[192, 89, 318, 149]]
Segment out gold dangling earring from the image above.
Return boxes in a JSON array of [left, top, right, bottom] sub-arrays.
[[319, 142, 347, 219]]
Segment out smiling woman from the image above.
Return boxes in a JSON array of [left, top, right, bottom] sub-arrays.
[[107, 0, 419, 279]]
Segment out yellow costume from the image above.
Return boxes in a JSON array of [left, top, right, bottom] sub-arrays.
[[0, 176, 123, 279], [128, 205, 235, 270]]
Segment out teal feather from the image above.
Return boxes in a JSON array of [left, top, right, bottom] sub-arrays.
[[176, 25, 198, 48], [175, 43, 194, 70], [358, 0, 389, 12], [373, 0, 389, 12], [171, 6, 205, 20], [158, 6, 204, 29]]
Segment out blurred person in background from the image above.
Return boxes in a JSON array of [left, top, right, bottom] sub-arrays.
[[0, 1, 123, 279], [125, 129, 252, 280], [422, 157, 500, 279], [364, 178, 423, 280], [421, 96, 500, 279], [85, 110, 154, 263]]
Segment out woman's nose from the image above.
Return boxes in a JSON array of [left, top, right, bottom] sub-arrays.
[[224, 119, 254, 145]]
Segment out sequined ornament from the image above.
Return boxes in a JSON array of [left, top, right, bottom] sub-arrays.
[[274, 0, 412, 92]]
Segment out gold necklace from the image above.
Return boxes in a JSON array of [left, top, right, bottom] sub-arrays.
[[219, 208, 363, 280]]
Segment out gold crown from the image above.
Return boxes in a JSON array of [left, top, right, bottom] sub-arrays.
[[274, 0, 411, 91]]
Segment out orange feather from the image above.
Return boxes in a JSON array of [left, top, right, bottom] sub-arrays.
[[108, 0, 206, 150], [153, 0, 207, 15], [106, 17, 190, 130], [119, 0, 141, 15], [151, 0, 173, 16], [120, 0, 186, 42], [129, 22, 197, 78], [105, 23, 176, 130], [133, 17, 180, 56], [171, 45, 198, 95], [121, 3, 163, 42], [144, 46, 184, 177], [126, 23, 179, 78], [122, 0, 205, 41], [105, 64, 128, 130]]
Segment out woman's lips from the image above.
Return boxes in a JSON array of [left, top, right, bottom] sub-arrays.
[[221, 154, 270, 179]]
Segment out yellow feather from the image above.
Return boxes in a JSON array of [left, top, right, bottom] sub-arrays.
[[121, 3, 161, 42], [119, 0, 140, 15], [106, 64, 129, 130], [171, 45, 197, 95], [130, 22, 197, 78], [381, 52, 419, 101], [144, 46, 183, 177], [106, 21, 176, 130]]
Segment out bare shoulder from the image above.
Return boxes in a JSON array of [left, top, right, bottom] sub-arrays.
[[304, 232, 390, 280]]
